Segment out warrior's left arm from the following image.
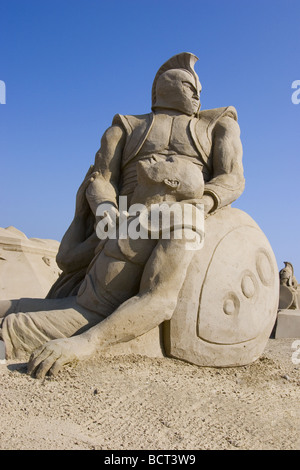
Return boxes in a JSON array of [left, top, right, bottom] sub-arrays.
[[204, 116, 245, 213]]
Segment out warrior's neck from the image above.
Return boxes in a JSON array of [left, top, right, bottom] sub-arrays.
[[153, 108, 194, 117]]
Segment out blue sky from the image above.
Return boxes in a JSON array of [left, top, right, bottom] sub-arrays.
[[1, 0, 299, 276]]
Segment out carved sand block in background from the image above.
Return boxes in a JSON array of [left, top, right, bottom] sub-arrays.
[[0, 226, 61, 300]]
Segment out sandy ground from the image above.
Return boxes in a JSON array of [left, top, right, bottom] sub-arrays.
[[0, 338, 299, 450]]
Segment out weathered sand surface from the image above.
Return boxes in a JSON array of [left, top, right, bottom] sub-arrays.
[[0, 226, 60, 300], [0, 338, 299, 450]]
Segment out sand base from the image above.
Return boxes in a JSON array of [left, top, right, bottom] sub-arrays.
[[0, 338, 299, 450]]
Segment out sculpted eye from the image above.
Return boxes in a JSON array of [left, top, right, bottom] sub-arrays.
[[183, 81, 195, 90], [182, 82, 199, 98], [182, 81, 193, 90]]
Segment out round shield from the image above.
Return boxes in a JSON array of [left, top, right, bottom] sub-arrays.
[[197, 224, 279, 345]]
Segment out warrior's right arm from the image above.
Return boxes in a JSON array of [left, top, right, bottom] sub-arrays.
[[86, 124, 126, 215], [56, 125, 126, 273]]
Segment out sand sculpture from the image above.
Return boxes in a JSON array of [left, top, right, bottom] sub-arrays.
[[0, 53, 279, 377], [0, 226, 61, 300], [279, 262, 300, 310], [275, 262, 300, 338]]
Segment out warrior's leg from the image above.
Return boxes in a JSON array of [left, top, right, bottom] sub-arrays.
[[0, 297, 79, 319], [81, 233, 196, 349], [1, 236, 157, 360], [0, 296, 103, 360], [26, 233, 197, 377]]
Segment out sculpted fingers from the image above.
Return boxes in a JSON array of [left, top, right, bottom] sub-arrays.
[[48, 355, 76, 377], [76, 170, 100, 216], [34, 352, 61, 380], [27, 346, 51, 376], [77, 169, 99, 198], [84, 164, 95, 180], [81, 165, 98, 186], [28, 339, 79, 378], [88, 171, 100, 184]]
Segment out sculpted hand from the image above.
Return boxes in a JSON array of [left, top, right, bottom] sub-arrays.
[[200, 194, 215, 216], [95, 204, 121, 240], [86, 172, 118, 215], [27, 336, 95, 379], [181, 194, 215, 217], [75, 166, 100, 217]]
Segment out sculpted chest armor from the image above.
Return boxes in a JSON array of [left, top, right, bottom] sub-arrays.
[[137, 113, 198, 157], [112, 106, 238, 199]]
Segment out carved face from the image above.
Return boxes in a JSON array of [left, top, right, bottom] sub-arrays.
[[153, 69, 202, 115], [136, 156, 204, 200]]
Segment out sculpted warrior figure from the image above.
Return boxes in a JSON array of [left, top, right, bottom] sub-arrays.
[[0, 53, 249, 377], [279, 261, 299, 310], [47, 52, 244, 299]]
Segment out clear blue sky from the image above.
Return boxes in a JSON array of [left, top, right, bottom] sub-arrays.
[[1, 0, 299, 276]]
